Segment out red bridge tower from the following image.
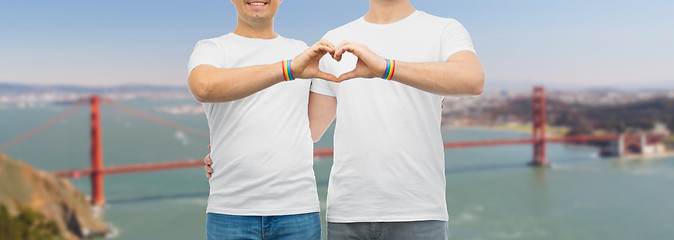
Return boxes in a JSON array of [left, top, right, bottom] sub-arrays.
[[90, 96, 105, 206], [530, 86, 548, 166]]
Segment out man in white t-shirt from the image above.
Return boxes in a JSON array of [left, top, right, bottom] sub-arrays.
[[308, 0, 485, 239], [187, 0, 337, 239]]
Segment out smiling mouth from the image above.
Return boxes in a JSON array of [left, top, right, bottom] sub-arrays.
[[247, 2, 267, 6]]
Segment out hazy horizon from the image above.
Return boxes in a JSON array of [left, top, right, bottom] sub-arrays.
[[1, 0, 673, 88], [2, 81, 673, 93]]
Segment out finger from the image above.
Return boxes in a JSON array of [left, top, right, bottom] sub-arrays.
[[312, 40, 328, 48], [204, 165, 210, 173], [204, 153, 212, 165], [309, 44, 332, 58], [207, 166, 213, 173], [335, 40, 351, 50], [314, 46, 334, 61], [339, 44, 357, 55], [336, 43, 360, 61], [306, 44, 320, 56], [319, 39, 335, 49], [207, 173, 211, 179], [333, 44, 348, 62], [313, 46, 334, 57], [337, 70, 358, 82], [317, 41, 335, 53], [208, 144, 210, 149], [333, 41, 351, 61], [316, 71, 338, 82], [335, 41, 356, 52], [319, 45, 335, 54]]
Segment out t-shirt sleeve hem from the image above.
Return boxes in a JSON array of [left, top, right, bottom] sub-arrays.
[[187, 63, 219, 76], [443, 48, 477, 61], [310, 80, 336, 97], [310, 88, 336, 97]]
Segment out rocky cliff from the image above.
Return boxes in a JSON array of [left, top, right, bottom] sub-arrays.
[[0, 153, 108, 239]]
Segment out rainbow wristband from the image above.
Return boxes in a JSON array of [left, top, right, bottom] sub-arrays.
[[282, 60, 294, 81], [382, 59, 395, 80]]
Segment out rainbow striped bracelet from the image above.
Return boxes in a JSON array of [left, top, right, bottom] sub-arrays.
[[382, 59, 395, 80], [282, 60, 294, 81]]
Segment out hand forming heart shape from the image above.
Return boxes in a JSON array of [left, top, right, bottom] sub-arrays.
[[292, 40, 388, 83], [332, 41, 388, 82], [291, 40, 338, 82]]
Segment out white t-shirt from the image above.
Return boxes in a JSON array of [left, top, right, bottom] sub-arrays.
[[311, 11, 476, 222], [188, 33, 319, 215]]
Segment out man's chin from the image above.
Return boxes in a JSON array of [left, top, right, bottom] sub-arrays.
[[248, 14, 274, 22]]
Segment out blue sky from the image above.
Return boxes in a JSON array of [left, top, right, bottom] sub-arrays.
[[1, 0, 673, 90]]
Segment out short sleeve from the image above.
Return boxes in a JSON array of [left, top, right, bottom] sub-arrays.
[[187, 39, 223, 74], [310, 56, 336, 97], [440, 19, 476, 61], [297, 40, 310, 49]]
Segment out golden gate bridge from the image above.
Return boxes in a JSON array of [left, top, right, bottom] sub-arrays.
[[0, 86, 625, 206]]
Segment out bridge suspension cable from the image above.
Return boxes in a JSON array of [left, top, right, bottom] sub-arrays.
[[0, 100, 88, 152], [101, 98, 209, 137]]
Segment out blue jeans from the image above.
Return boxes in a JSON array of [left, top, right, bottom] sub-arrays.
[[206, 212, 321, 240], [328, 221, 448, 240]]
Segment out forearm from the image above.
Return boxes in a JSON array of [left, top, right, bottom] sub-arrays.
[[308, 92, 336, 142], [188, 63, 285, 102], [392, 51, 485, 96]]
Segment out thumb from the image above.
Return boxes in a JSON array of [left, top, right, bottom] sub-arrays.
[[337, 70, 358, 82], [316, 71, 338, 82]]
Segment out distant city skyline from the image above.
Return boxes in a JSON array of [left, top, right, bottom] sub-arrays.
[[1, 0, 672, 89]]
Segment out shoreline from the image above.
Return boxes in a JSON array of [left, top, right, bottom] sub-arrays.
[[442, 124, 568, 137], [611, 151, 674, 162]]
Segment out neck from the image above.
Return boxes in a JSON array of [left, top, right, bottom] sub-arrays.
[[364, 0, 415, 24], [233, 18, 277, 39]]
